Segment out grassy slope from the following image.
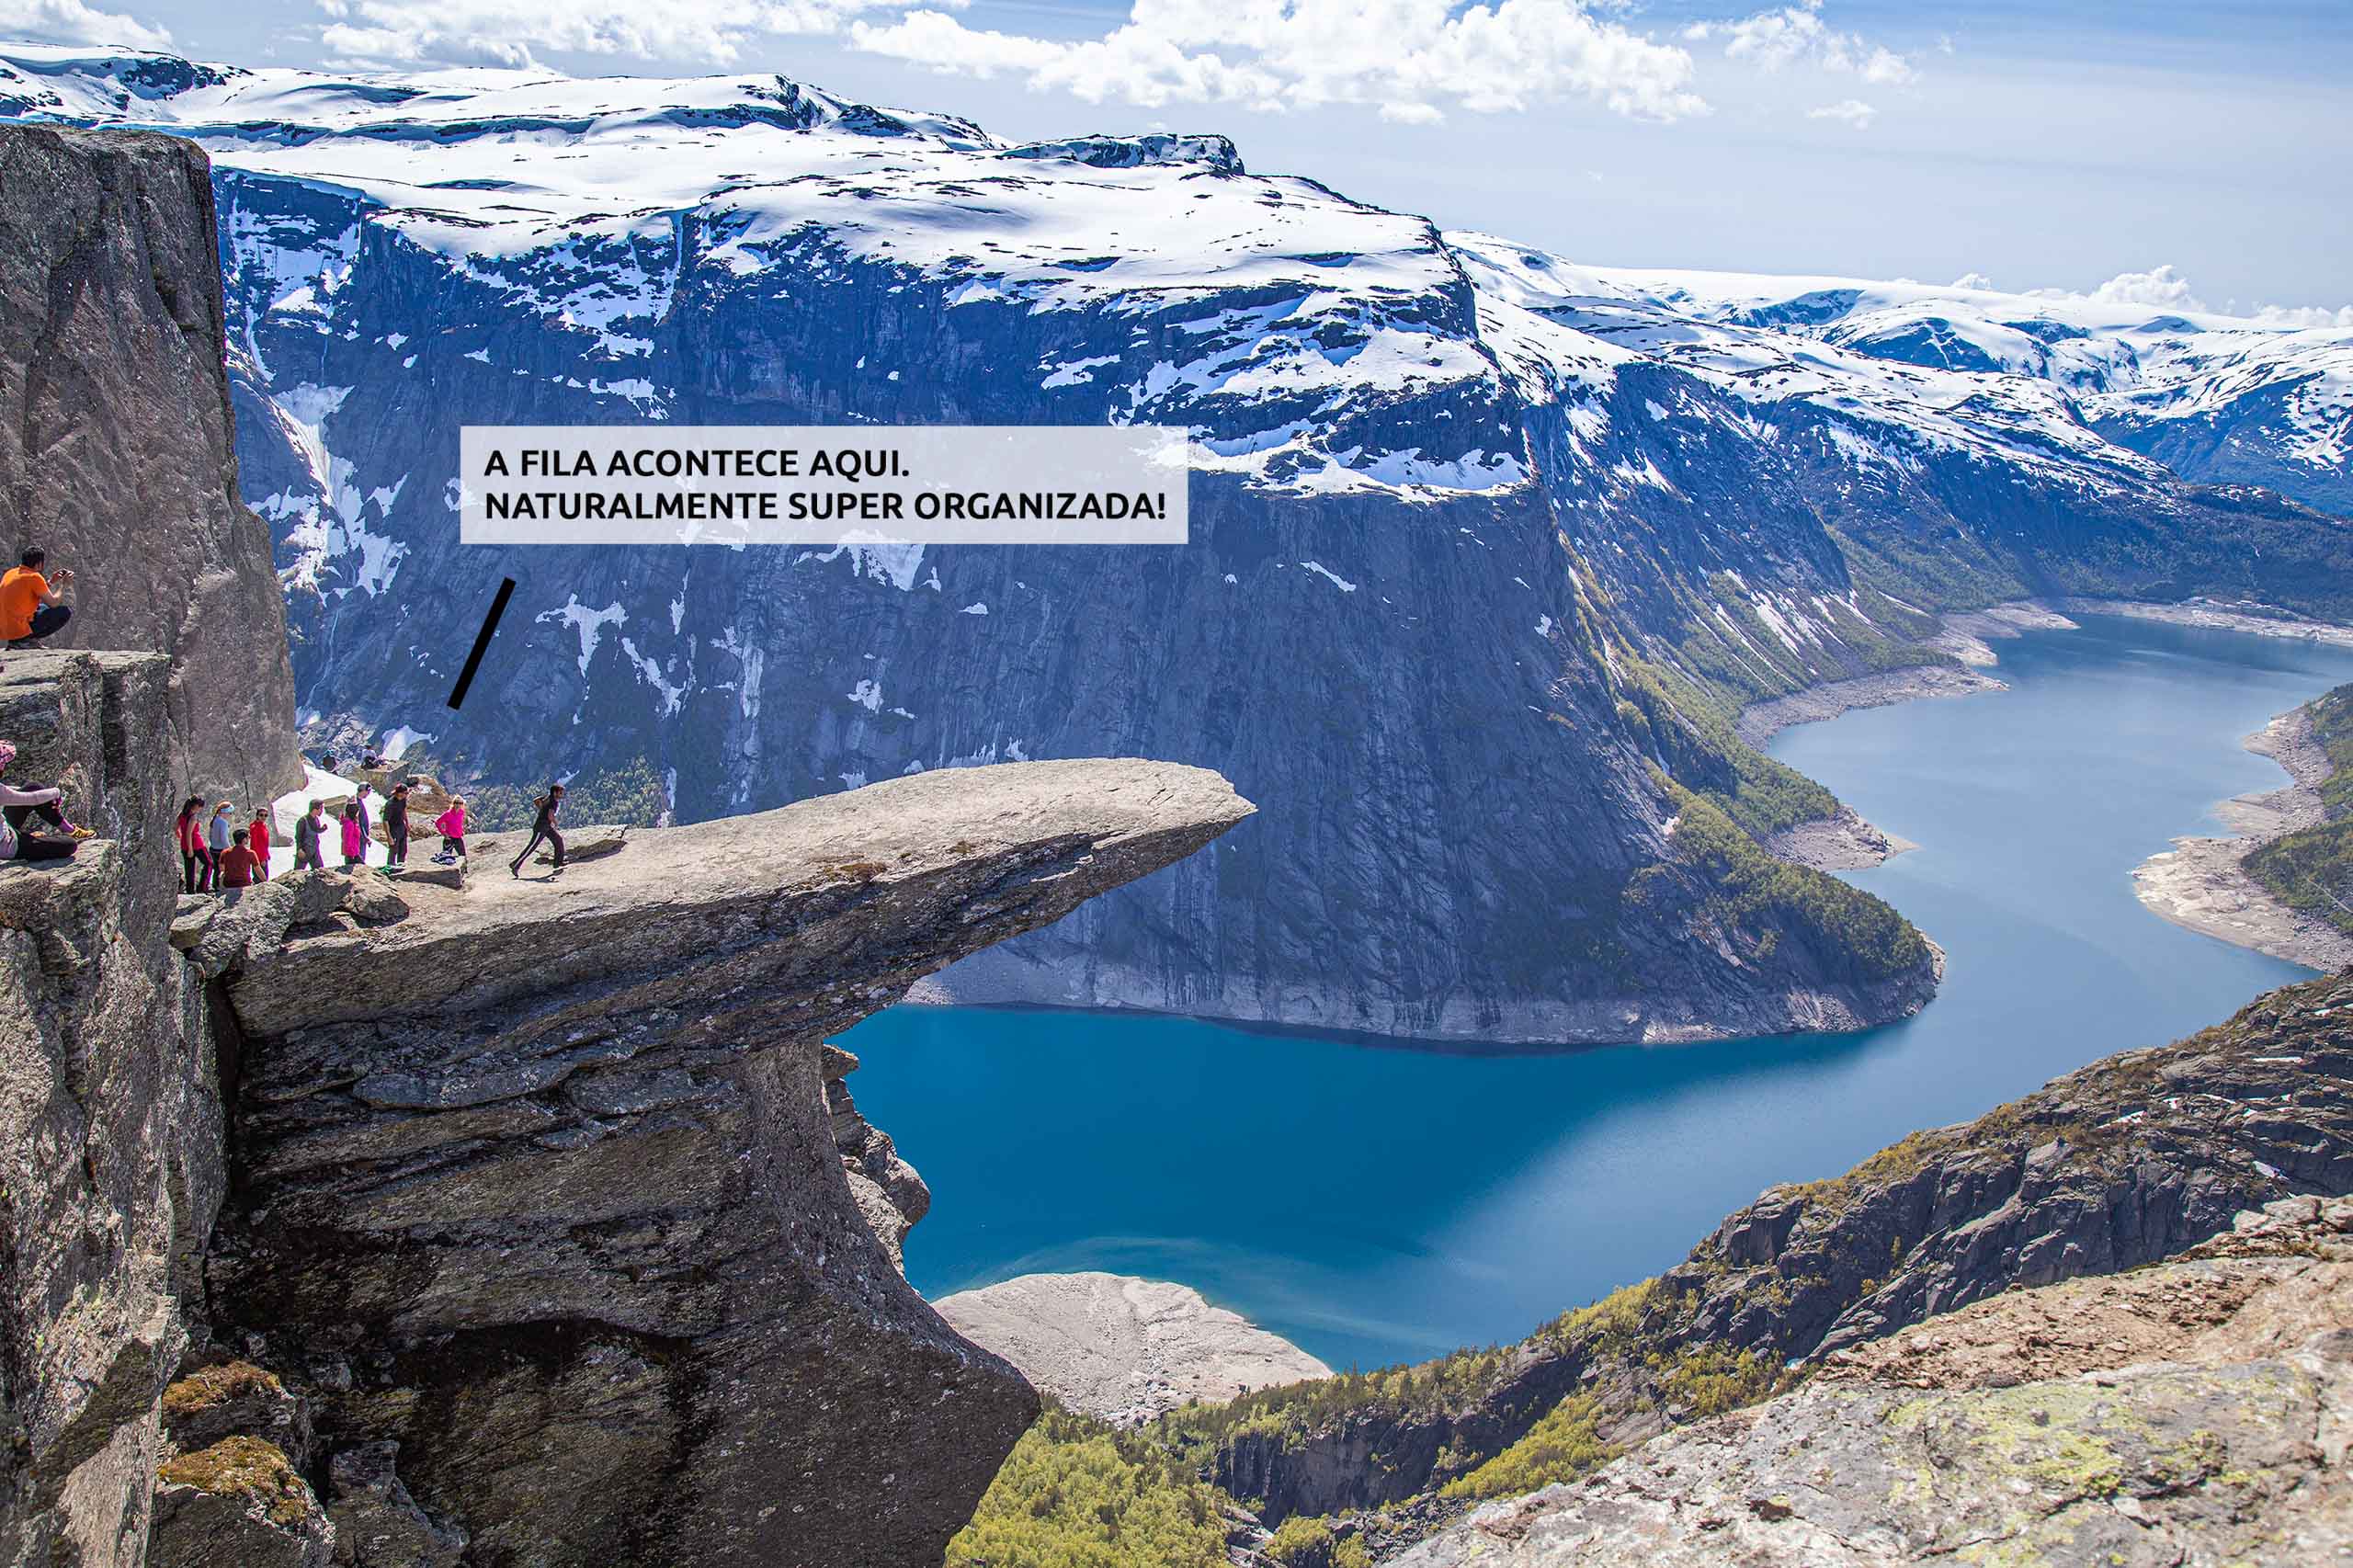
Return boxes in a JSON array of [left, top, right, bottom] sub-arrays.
[[2243, 682, 2353, 932]]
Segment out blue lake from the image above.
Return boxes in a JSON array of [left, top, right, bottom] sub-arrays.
[[844, 615, 2353, 1371]]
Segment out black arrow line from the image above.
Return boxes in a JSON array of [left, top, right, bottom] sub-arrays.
[[448, 577, 516, 710]]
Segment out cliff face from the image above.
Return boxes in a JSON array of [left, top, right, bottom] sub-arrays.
[[188, 760, 1252, 1568], [0, 125, 301, 800], [0, 122, 1259, 1568], [0, 650, 225, 1567]]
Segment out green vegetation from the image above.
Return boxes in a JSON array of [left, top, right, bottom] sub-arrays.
[[161, 1360, 283, 1419], [947, 1406, 1234, 1568], [1654, 786, 1930, 983], [156, 1437, 313, 1528], [1263, 1517, 1370, 1568], [1650, 1344, 1783, 1419], [1616, 661, 1839, 840], [2245, 682, 2353, 934], [1440, 1394, 1616, 1500], [461, 756, 671, 832], [1155, 1339, 1522, 1468]]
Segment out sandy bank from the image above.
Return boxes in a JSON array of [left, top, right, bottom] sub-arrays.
[[2131, 707, 2353, 971], [933, 1272, 1331, 1426]]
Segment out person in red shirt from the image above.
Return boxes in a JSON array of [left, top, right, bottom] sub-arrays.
[[0, 548, 73, 646], [176, 794, 210, 892], [247, 807, 272, 881], [218, 828, 262, 889]]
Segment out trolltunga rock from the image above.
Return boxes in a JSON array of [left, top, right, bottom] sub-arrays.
[[202, 758, 1254, 1568]]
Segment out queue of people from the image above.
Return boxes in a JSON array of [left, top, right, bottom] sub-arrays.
[[2, 717, 545, 900]]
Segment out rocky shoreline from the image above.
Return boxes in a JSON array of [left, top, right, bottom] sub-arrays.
[[2131, 706, 2353, 971], [935, 1273, 1331, 1426]]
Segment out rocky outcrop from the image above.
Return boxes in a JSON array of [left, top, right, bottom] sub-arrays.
[[937, 1273, 1333, 1426], [0, 125, 300, 800], [195, 760, 1251, 1568], [0, 649, 225, 1568], [1393, 1195, 2353, 1566], [824, 1044, 930, 1271], [1181, 966, 2353, 1533]]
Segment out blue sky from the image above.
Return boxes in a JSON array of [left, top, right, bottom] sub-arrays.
[[7, 0, 2347, 311]]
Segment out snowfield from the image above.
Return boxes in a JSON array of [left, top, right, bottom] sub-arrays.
[[7, 41, 2343, 516]]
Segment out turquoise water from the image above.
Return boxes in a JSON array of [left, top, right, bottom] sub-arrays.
[[844, 615, 2353, 1372]]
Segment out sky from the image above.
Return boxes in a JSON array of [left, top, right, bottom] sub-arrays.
[[4, 0, 2347, 314]]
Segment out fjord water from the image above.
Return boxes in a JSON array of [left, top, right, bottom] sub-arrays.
[[845, 615, 2353, 1372]]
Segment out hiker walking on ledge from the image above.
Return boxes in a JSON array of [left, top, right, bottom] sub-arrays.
[[292, 800, 326, 871], [511, 782, 565, 878]]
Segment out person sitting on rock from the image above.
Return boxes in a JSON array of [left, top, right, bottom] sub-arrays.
[[176, 794, 210, 892], [218, 827, 262, 890], [0, 740, 92, 866], [510, 782, 565, 878], [293, 800, 327, 871], [339, 801, 365, 869], [0, 547, 73, 649], [247, 804, 272, 880], [433, 797, 467, 863]]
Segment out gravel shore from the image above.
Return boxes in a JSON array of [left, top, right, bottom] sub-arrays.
[[2130, 707, 2353, 971]]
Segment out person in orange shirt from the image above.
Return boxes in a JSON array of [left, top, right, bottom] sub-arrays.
[[0, 548, 74, 646]]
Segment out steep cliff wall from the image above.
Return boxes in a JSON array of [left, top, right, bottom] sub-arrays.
[[0, 125, 300, 799], [0, 650, 225, 1567]]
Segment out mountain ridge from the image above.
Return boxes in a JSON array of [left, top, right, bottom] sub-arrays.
[[6, 41, 2347, 1044]]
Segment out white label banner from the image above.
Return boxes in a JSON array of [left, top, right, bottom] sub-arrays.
[[459, 425, 1189, 546]]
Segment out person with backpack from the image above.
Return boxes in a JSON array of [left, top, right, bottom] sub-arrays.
[[510, 782, 565, 878], [0, 741, 90, 864], [339, 801, 365, 869], [433, 797, 467, 863], [176, 795, 210, 891], [292, 800, 327, 870], [383, 783, 411, 871]]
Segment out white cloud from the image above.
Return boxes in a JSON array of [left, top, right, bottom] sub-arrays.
[[0, 0, 172, 50], [312, 0, 929, 71], [2248, 302, 2353, 329], [2087, 263, 2203, 311], [847, 0, 1709, 123], [1805, 97, 1875, 130], [2021, 266, 2350, 328], [1716, 1, 1915, 85]]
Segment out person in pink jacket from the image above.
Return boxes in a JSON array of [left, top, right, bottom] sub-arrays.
[[432, 798, 467, 861], [339, 801, 365, 869]]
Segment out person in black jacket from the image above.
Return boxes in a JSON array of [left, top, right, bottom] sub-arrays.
[[384, 782, 412, 870], [510, 781, 565, 878]]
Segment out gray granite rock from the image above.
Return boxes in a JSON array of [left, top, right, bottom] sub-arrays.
[[0, 126, 301, 800], [202, 758, 1253, 1568], [1394, 1199, 2353, 1567], [0, 651, 226, 1568]]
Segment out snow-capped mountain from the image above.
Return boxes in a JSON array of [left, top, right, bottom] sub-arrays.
[[5, 42, 2347, 1042]]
